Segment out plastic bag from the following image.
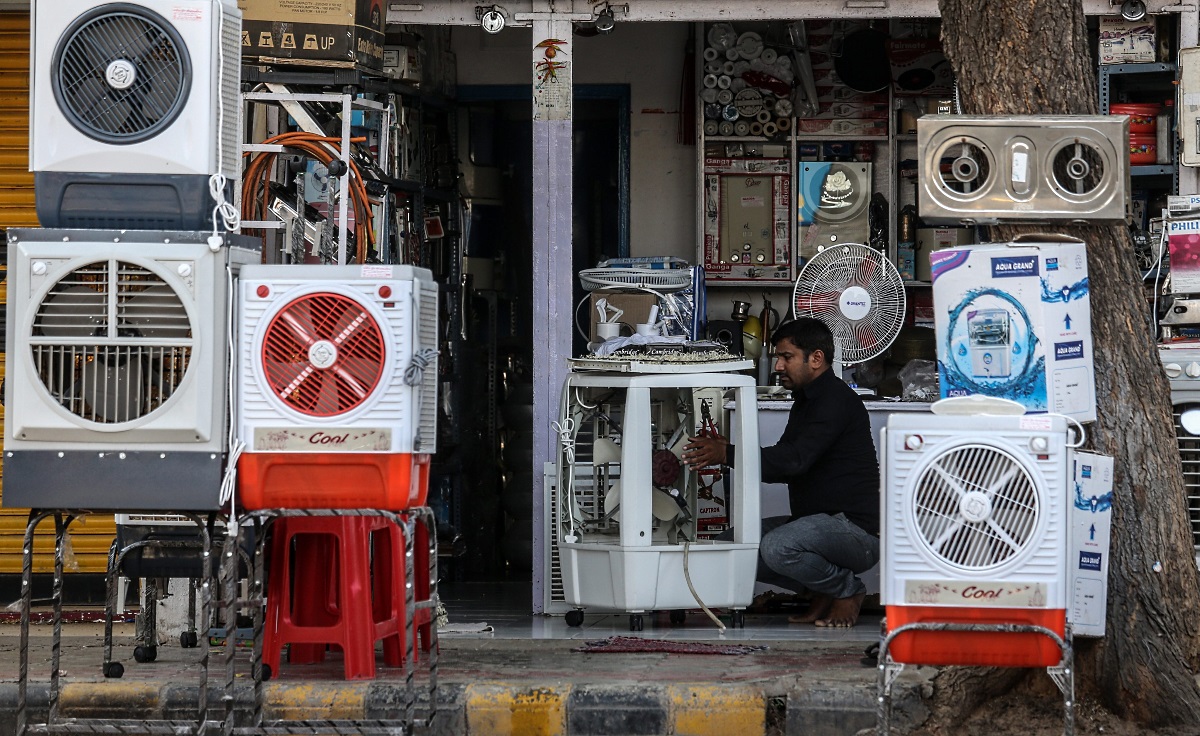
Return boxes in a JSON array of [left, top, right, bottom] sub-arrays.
[[897, 359, 938, 402]]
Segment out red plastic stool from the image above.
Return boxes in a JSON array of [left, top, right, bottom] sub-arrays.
[[263, 515, 409, 680]]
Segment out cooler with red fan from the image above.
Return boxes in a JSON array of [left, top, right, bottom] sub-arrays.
[[235, 264, 438, 509]]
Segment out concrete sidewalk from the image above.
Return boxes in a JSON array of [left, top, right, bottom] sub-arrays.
[[0, 620, 930, 735]]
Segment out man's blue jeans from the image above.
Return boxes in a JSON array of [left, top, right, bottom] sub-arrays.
[[756, 514, 879, 599]]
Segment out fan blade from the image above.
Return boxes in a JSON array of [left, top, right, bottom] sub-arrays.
[[929, 518, 966, 555], [74, 76, 134, 135], [593, 438, 622, 465], [652, 489, 684, 521], [603, 479, 621, 516], [277, 301, 319, 348], [330, 363, 372, 403], [39, 285, 107, 337], [121, 284, 188, 339], [269, 359, 316, 401]]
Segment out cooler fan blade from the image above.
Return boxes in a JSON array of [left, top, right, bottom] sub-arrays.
[[73, 76, 134, 135], [652, 489, 684, 521], [269, 359, 316, 403], [121, 284, 189, 339], [39, 285, 107, 337], [276, 300, 320, 348], [603, 479, 622, 516]]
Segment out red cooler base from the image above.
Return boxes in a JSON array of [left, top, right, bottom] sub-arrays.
[[886, 605, 1066, 667], [238, 452, 430, 509]]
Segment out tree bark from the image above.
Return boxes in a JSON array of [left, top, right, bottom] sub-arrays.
[[923, 0, 1200, 727]]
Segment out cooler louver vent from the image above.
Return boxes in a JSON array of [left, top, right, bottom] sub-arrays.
[[260, 292, 386, 417], [31, 259, 192, 424], [911, 443, 1040, 570], [52, 5, 192, 144]]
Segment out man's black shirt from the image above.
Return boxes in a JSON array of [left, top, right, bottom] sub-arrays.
[[728, 368, 880, 535]]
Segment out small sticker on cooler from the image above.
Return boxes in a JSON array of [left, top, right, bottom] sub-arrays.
[[361, 265, 394, 279], [1019, 416, 1054, 431]]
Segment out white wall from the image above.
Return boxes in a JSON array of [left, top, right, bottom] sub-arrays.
[[453, 23, 696, 261]]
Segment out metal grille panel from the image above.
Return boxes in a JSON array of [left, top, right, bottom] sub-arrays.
[[260, 292, 386, 417], [1172, 405, 1200, 551], [416, 282, 439, 451], [30, 259, 193, 424], [911, 443, 1041, 571], [52, 5, 191, 143]]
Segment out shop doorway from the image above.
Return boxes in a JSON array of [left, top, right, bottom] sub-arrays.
[[447, 85, 629, 581]]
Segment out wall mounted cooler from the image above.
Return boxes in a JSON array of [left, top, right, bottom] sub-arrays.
[[2, 228, 259, 510], [554, 362, 760, 630]]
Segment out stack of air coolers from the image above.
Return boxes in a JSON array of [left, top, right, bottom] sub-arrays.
[[5, 0, 248, 511]]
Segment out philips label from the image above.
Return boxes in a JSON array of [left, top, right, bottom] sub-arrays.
[[1055, 341, 1085, 360], [991, 256, 1039, 278], [1079, 551, 1102, 571]]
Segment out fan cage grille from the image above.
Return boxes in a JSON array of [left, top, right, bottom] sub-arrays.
[[910, 443, 1041, 572], [52, 5, 192, 144], [30, 260, 193, 424], [793, 245, 906, 364], [260, 292, 386, 418]]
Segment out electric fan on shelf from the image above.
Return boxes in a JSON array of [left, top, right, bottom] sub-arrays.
[[791, 243, 906, 376]]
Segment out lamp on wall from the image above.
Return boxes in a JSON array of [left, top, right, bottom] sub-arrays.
[[476, 4, 508, 33], [1117, 0, 1147, 21]]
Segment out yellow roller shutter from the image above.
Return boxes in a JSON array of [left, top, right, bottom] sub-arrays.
[[0, 12, 114, 574]]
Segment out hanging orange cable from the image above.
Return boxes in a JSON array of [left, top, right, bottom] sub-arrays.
[[241, 132, 375, 263]]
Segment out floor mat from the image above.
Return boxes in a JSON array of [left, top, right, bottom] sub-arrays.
[[572, 636, 769, 655]]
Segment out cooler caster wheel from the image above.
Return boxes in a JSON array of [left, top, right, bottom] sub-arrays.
[[731, 610, 745, 629], [134, 645, 157, 663], [260, 663, 273, 682], [103, 662, 124, 679], [629, 614, 644, 631], [565, 609, 585, 627], [669, 610, 686, 625], [180, 631, 198, 648]]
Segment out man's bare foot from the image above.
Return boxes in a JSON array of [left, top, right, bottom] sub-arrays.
[[815, 592, 866, 628], [787, 593, 833, 624]]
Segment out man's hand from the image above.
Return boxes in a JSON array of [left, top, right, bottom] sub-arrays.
[[683, 435, 729, 469]]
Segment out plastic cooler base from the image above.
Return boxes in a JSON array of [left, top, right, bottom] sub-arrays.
[[560, 541, 758, 612], [885, 605, 1067, 667], [237, 452, 430, 509]]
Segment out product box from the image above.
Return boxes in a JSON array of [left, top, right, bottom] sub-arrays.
[[1099, 17, 1156, 65], [797, 162, 872, 261], [703, 158, 792, 282], [931, 236, 1096, 422], [896, 243, 916, 280], [1067, 451, 1113, 638], [887, 39, 954, 97], [588, 292, 657, 343], [242, 0, 385, 71], [693, 388, 730, 539], [793, 118, 889, 136], [382, 45, 422, 83], [798, 101, 890, 120], [1167, 218, 1200, 292], [915, 227, 974, 281]]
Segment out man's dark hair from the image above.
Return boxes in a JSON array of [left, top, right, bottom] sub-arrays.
[[771, 318, 834, 365]]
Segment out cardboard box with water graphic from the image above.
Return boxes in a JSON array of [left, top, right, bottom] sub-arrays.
[[930, 236, 1096, 422], [1068, 451, 1113, 638]]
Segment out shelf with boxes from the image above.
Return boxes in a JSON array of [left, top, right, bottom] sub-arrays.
[[696, 18, 958, 297]]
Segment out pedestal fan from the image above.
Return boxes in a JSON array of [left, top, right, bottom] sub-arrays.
[[791, 243, 906, 378]]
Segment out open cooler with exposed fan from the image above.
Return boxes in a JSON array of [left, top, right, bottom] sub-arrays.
[[235, 264, 438, 510], [554, 366, 760, 631]]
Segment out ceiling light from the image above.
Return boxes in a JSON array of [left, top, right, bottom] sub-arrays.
[[594, 5, 615, 33], [477, 4, 507, 34], [1120, 0, 1147, 21]]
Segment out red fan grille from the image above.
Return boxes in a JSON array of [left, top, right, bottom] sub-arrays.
[[260, 292, 385, 417]]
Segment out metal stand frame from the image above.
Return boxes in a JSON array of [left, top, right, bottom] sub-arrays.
[[876, 621, 1075, 736], [16, 510, 218, 736], [220, 507, 441, 736]]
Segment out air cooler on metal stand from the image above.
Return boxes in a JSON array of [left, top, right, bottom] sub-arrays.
[[2, 229, 260, 510], [235, 264, 439, 509], [876, 400, 1077, 732]]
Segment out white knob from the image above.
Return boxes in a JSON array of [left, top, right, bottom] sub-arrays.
[[32, 261, 46, 276], [1030, 436, 1049, 453], [1187, 362, 1200, 378], [177, 263, 192, 278], [1164, 362, 1183, 378], [904, 434, 923, 450]]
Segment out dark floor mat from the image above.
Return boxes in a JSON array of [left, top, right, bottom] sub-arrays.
[[572, 636, 769, 655]]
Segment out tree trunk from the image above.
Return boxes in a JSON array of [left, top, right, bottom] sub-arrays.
[[921, 0, 1200, 727]]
